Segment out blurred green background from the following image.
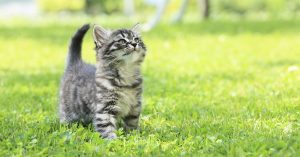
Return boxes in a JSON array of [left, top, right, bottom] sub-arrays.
[[35, 0, 300, 18]]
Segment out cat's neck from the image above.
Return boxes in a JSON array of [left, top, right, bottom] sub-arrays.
[[96, 62, 141, 80], [118, 63, 141, 79]]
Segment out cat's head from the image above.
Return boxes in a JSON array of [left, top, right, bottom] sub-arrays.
[[93, 24, 146, 65]]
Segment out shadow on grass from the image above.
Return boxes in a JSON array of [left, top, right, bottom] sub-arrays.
[[149, 20, 300, 37], [257, 59, 300, 68]]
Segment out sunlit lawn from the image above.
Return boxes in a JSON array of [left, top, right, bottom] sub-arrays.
[[0, 18, 300, 156]]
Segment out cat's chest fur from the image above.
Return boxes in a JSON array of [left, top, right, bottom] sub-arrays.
[[115, 64, 140, 117], [96, 63, 141, 117]]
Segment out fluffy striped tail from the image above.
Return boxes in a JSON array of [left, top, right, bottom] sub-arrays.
[[67, 24, 90, 68]]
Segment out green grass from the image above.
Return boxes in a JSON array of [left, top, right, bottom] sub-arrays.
[[1, 18, 300, 156]]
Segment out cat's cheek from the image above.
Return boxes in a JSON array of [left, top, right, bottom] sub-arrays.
[[135, 47, 141, 52], [113, 50, 124, 58], [138, 49, 146, 56]]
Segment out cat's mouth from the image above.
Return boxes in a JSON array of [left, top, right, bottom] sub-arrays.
[[122, 49, 136, 56]]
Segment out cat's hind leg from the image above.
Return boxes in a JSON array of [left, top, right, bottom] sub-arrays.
[[59, 103, 80, 124]]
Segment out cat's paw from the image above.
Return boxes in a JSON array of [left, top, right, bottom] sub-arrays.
[[105, 133, 117, 140], [124, 125, 140, 132]]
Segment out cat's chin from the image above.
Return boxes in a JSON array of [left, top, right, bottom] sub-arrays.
[[122, 50, 134, 56], [121, 52, 144, 63]]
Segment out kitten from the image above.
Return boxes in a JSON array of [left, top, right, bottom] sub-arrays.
[[59, 24, 146, 139]]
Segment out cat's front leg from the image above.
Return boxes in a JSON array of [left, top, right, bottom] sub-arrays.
[[123, 103, 141, 131], [94, 104, 118, 139]]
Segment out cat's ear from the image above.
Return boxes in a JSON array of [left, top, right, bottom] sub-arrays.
[[131, 23, 142, 34], [93, 25, 109, 48]]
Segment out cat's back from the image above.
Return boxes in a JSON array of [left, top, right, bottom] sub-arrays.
[[59, 62, 96, 123], [62, 62, 96, 86]]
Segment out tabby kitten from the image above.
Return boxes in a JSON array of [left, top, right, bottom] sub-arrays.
[[59, 24, 146, 139]]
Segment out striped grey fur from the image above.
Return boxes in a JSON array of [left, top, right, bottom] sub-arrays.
[[59, 24, 146, 139]]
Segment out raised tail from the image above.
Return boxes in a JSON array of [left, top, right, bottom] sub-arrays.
[[67, 24, 90, 68]]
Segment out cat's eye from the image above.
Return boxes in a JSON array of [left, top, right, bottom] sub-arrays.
[[118, 39, 126, 44], [134, 37, 139, 42]]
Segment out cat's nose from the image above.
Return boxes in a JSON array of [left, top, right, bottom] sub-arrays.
[[131, 43, 137, 47]]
